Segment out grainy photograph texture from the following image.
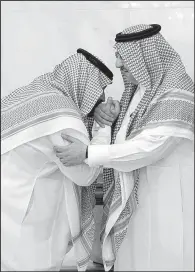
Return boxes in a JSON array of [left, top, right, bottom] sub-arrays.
[[1, 1, 194, 271]]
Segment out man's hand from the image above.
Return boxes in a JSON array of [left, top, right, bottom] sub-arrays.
[[94, 97, 120, 128], [54, 135, 87, 166]]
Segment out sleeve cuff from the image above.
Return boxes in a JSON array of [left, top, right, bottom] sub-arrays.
[[91, 125, 111, 145], [87, 144, 110, 167]]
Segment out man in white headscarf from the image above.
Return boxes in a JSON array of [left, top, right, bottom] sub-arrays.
[[1, 48, 121, 271], [55, 25, 194, 271]]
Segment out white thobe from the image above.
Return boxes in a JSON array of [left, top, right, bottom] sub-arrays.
[[87, 85, 194, 271], [1, 129, 102, 271]]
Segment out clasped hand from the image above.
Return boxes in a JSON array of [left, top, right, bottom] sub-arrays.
[[54, 97, 120, 166], [94, 97, 120, 127]]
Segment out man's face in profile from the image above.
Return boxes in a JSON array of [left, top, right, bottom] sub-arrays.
[[99, 87, 106, 103], [87, 88, 106, 117]]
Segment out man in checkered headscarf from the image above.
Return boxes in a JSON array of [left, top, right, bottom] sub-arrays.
[[58, 25, 194, 271], [1, 49, 120, 271]]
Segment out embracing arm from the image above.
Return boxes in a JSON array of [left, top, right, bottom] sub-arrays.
[[52, 97, 120, 169], [48, 131, 101, 186], [87, 130, 181, 172]]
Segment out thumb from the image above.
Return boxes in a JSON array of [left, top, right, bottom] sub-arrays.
[[61, 134, 80, 144], [106, 97, 113, 105], [110, 100, 120, 114]]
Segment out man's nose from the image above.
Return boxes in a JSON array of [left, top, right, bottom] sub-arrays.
[[99, 91, 105, 102], [115, 57, 123, 68]]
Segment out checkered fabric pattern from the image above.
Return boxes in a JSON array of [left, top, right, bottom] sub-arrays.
[[1, 51, 112, 270], [101, 24, 194, 269]]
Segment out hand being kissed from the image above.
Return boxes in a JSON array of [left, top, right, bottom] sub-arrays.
[[54, 97, 120, 166], [94, 97, 120, 127]]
